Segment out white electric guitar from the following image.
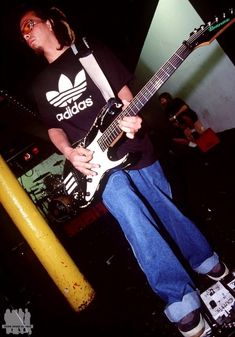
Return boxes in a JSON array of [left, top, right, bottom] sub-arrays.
[[59, 8, 235, 209]]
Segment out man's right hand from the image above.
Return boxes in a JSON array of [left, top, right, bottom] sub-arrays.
[[66, 146, 100, 176], [48, 128, 100, 176]]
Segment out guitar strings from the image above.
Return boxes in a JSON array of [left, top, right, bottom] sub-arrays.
[[98, 14, 225, 150]]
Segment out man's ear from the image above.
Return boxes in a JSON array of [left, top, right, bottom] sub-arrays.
[[46, 19, 53, 31]]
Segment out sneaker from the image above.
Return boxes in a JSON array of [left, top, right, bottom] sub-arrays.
[[207, 262, 229, 281], [178, 309, 205, 337]]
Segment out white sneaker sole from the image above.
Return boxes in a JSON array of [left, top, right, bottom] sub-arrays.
[[207, 263, 229, 281], [178, 313, 205, 337]]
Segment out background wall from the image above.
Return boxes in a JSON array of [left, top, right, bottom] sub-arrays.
[[135, 0, 235, 132]]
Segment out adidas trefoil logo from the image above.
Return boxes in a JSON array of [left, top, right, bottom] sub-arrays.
[[46, 70, 87, 108]]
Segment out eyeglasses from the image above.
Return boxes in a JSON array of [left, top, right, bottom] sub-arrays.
[[21, 19, 42, 36]]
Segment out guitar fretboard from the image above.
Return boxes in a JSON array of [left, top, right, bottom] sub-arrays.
[[97, 5, 235, 151], [98, 42, 193, 151]]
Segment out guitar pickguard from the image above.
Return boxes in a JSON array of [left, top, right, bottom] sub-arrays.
[[60, 100, 131, 208]]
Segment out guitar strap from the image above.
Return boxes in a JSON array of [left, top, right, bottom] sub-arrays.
[[71, 41, 115, 102]]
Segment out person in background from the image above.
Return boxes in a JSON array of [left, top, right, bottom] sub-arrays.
[[18, 4, 229, 337], [159, 92, 205, 148]]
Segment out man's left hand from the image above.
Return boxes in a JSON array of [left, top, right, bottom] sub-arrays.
[[118, 115, 142, 139]]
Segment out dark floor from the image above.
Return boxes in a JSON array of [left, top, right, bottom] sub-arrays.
[[0, 128, 235, 337]]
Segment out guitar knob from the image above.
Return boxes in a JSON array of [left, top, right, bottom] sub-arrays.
[[86, 192, 90, 196], [87, 178, 92, 183]]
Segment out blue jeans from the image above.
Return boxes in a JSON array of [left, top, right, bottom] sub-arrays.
[[102, 160, 219, 322]]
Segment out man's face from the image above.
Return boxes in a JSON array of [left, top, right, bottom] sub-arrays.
[[20, 11, 50, 53]]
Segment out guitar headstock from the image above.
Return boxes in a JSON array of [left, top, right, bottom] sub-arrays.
[[186, 8, 234, 50]]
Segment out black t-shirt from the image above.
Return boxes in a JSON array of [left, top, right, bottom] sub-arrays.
[[166, 97, 198, 124], [32, 39, 157, 169]]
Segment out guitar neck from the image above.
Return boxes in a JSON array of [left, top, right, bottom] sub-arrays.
[[126, 43, 192, 117], [95, 8, 235, 150], [103, 43, 193, 147]]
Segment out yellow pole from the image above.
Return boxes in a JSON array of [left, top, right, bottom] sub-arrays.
[[0, 155, 95, 311]]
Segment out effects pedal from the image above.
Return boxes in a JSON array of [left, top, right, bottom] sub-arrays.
[[200, 271, 235, 336]]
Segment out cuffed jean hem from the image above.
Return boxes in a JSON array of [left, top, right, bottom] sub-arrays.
[[164, 290, 201, 323], [193, 252, 219, 274]]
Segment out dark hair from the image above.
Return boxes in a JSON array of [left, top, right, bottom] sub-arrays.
[[159, 92, 172, 101], [17, 3, 75, 49]]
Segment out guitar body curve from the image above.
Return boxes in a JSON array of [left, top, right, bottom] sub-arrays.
[[60, 100, 131, 208]]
